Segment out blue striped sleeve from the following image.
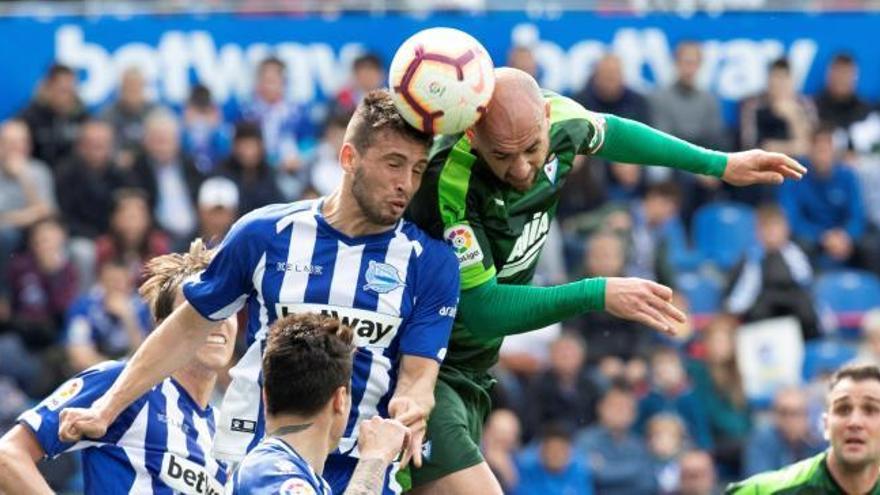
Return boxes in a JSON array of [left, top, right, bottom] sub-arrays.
[[399, 239, 460, 362]]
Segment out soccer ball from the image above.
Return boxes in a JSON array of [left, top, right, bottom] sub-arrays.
[[389, 27, 495, 135]]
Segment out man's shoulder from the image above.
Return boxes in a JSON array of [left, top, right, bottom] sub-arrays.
[[236, 440, 323, 493], [230, 200, 317, 238], [727, 453, 826, 494], [399, 221, 457, 263]]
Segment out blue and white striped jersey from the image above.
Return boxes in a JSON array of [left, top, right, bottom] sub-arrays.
[[18, 361, 227, 494], [231, 437, 332, 495], [182, 200, 459, 484]]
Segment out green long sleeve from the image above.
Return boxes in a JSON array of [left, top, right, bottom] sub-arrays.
[[597, 114, 728, 178], [457, 277, 606, 339]]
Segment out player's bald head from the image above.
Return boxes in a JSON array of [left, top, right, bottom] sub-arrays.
[[473, 67, 546, 143]]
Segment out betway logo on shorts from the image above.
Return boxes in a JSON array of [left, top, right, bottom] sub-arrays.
[[160, 454, 223, 495], [498, 212, 550, 279], [276, 303, 402, 348]]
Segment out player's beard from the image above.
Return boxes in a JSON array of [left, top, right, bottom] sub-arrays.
[[351, 165, 401, 227]]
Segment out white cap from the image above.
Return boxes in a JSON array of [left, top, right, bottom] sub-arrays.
[[198, 176, 239, 210]]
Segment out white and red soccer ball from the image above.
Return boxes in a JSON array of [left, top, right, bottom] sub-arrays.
[[389, 27, 495, 135]]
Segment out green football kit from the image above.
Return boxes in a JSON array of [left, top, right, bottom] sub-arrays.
[[405, 90, 728, 486], [727, 452, 880, 494]]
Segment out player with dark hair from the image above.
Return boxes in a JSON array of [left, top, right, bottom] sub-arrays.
[[406, 67, 807, 494], [232, 313, 409, 494], [728, 364, 880, 494], [59, 90, 460, 495], [0, 240, 236, 494]]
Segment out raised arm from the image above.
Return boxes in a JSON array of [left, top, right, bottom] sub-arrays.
[[59, 303, 217, 441]]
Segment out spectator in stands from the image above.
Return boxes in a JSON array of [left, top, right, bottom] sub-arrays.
[[129, 108, 202, 247], [515, 422, 593, 495], [686, 315, 751, 475], [725, 204, 820, 339], [626, 181, 697, 285], [525, 332, 601, 437], [482, 409, 522, 493], [100, 67, 156, 168], [854, 309, 880, 366], [814, 53, 871, 149], [638, 346, 713, 449], [64, 258, 151, 373], [219, 121, 284, 215], [94, 189, 170, 286], [573, 53, 650, 123], [650, 41, 728, 150], [740, 58, 815, 157], [0, 120, 56, 285], [195, 176, 239, 247], [239, 56, 314, 199], [678, 450, 718, 495], [0, 218, 77, 397], [780, 125, 867, 268], [309, 110, 350, 196], [576, 231, 653, 364], [743, 386, 826, 476], [333, 53, 385, 115], [576, 382, 656, 494], [647, 413, 688, 494], [606, 162, 647, 202], [55, 119, 128, 289], [506, 45, 539, 79], [181, 84, 231, 174], [18, 63, 87, 169]]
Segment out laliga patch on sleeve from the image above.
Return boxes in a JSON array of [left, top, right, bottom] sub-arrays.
[[44, 378, 84, 411], [280, 477, 318, 495], [444, 224, 484, 269]]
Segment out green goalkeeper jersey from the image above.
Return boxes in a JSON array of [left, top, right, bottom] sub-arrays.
[[407, 91, 606, 372], [726, 452, 880, 494]]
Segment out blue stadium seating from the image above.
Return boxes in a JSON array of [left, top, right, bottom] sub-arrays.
[[692, 201, 757, 271], [802, 340, 858, 382], [814, 270, 880, 335]]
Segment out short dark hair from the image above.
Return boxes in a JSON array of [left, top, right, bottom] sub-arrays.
[[756, 203, 785, 223], [831, 52, 855, 67], [769, 58, 790, 73], [234, 121, 263, 142], [540, 421, 575, 442], [263, 313, 354, 417], [258, 56, 286, 75], [344, 89, 432, 153], [46, 63, 74, 81], [188, 84, 214, 109], [353, 53, 383, 72], [645, 181, 682, 205], [829, 364, 880, 392], [112, 188, 149, 212]]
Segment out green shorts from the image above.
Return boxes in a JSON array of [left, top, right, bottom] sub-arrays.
[[409, 366, 494, 488]]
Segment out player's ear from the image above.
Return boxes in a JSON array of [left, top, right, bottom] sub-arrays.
[[465, 128, 476, 144], [544, 101, 551, 120], [339, 142, 357, 173], [332, 386, 350, 415]]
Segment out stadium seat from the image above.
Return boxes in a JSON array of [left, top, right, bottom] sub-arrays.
[[802, 339, 858, 382], [692, 201, 757, 271], [675, 272, 722, 328], [814, 270, 880, 335]]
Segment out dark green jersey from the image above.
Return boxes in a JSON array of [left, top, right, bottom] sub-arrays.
[[726, 452, 880, 494], [407, 91, 606, 372]]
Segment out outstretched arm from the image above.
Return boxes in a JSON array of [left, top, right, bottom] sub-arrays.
[[389, 355, 439, 468], [59, 304, 217, 442], [458, 276, 686, 339], [595, 114, 806, 185]]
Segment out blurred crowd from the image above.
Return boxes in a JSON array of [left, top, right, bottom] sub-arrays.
[[1, 41, 880, 494]]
